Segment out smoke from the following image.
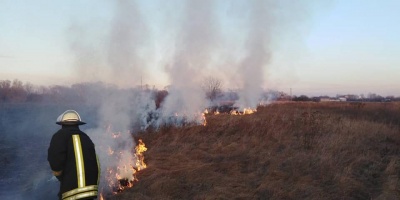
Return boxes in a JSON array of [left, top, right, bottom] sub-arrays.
[[0, 1, 325, 199], [68, 24, 104, 82], [233, 0, 274, 109], [160, 0, 313, 111], [0, 0, 322, 199], [68, 0, 153, 194], [107, 0, 148, 87], [66, 0, 321, 194], [67, 0, 319, 123], [68, 0, 147, 87], [227, 0, 314, 109], [161, 0, 217, 123]]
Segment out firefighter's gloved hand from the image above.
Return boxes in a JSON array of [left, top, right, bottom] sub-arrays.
[[52, 170, 63, 181]]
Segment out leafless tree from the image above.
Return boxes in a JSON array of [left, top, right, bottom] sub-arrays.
[[10, 79, 26, 102], [24, 82, 34, 95], [0, 80, 11, 101], [202, 76, 223, 102]]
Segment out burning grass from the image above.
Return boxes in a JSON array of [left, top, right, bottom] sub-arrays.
[[108, 102, 400, 199], [99, 128, 148, 198]]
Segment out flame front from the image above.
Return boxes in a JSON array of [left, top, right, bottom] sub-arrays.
[[202, 113, 207, 126], [231, 108, 257, 115], [243, 108, 256, 115], [135, 139, 147, 171], [100, 129, 148, 199]]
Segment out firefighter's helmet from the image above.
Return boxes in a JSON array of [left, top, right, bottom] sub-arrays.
[[56, 110, 86, 125]]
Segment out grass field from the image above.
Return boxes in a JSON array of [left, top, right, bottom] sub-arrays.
[[107, 101, 400, 200]]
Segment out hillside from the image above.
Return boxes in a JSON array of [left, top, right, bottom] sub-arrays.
[[108, 102, 400, 200]]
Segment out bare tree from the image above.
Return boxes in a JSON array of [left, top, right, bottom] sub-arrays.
[[24, 82, 34, 95], [202, 76, 223, 102], [0, 80, 11, 102], [10, 79, 26, 102]]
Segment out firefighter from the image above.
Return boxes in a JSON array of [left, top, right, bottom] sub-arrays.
[[48, 110, 100, 200]]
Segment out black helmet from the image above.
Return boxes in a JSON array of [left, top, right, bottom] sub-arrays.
[[56, 110, 86, 125]]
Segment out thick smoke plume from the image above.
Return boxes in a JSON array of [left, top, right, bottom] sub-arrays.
[[67, 0, 317, 194], [107, 0, 147, 87], [235, 0, 274, 109], [161, 0, 217, 124], [71, 0, 154, 194]]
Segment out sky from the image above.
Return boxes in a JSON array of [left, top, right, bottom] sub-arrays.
[[0, 0, 399, 97]]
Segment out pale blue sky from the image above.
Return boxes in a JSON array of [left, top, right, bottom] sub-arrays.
[[0, 0, 399, 96]]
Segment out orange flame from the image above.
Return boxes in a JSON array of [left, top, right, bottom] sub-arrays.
[[134, 139, 147, 171], [230, 108, 257, 115], [230, 110, 239, 115], [202, 113, 207, 126], [100, 133, 148, 199], [243, 108, 256, 115]]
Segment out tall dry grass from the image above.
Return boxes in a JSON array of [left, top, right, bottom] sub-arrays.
[[109, 102, 400, 200]]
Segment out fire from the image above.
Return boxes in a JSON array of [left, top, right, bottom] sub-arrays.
[[230, 110, 239, 115], [230, 108, 257, 115], [134, 139, 147, 171], [243, 108, 256, 115], [100, 130, 148, 199], [202, 113, 207, 126]]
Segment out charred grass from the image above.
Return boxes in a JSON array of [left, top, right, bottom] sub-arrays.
[[110, 102, 400, 200]]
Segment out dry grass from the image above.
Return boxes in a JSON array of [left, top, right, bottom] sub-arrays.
[[108, 102, 400, 200]]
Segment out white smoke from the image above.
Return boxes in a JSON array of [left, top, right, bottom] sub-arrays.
[[67, 0, 320, 194], [68, 0, 318, 125], [72, 0, 153, 194], [107, 0, 147, 87], [161, 0, 217, 124], [233, 0, 273, 109]]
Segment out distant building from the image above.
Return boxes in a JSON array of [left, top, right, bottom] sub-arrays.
[[320, 97, 339, 102]]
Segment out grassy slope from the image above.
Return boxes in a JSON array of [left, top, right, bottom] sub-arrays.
[[110, 102, 400, 200]]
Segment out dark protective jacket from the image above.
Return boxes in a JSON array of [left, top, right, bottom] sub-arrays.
[[48, 125, 100, 200]]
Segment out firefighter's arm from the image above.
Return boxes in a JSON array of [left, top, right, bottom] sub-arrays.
[[47, 133, 67, 177]]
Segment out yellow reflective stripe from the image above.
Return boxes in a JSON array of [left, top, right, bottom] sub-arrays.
[[96, 154, 100, 185], [72, 135, 85, 187], [62, 185, 98, 199], [63, 191, 97, 200]]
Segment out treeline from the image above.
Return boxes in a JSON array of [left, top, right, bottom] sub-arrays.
[[292, 95, 400, 102], [0, 79, 38, 102], [0, 79, 168, 106], [3, 79, 396, 105], [0, 78, 253, 107]]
